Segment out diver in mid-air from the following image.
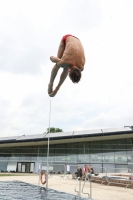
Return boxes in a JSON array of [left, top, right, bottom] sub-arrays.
[[48, 34, 86, 97]]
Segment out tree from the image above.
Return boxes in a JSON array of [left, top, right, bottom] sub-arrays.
[[46, 127, 63, 133]]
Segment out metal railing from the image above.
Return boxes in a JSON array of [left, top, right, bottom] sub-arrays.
[[91, 166, 108, 184], [82, 177, 91, 199], [74, 177, 81, 197], [105, 167, 132, 188], [67, 164, 92, 199]]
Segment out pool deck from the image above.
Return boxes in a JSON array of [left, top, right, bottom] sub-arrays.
[[0, 174, 133, 200]]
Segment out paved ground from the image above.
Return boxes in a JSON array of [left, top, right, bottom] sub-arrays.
[[0, 174, 133, 200]]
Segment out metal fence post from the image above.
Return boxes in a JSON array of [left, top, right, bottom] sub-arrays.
[[90, 175, 92, 199], [78, 179, 81, 197]]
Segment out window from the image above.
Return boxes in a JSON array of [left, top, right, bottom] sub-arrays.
[[31, 146, 38, 161], [49, 145, 55, 162], [102, 140, 114, 163], [20, 147, 32, 161], [9, 147, 21, 161], [55, 144, 66, 162], [114, 139, 127, 163], [0, 148, 10, 161], [78, 143, 90, 163], [66, 143, 78, 163], [126, 139, 133, 163], [90, 142, 103, 163], [38, 146, 47, 161]]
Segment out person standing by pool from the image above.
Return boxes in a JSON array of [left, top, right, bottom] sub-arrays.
[[88, 164, 94, 174], [82, 165, 88, 180], [86, 164, 95, 179], [75, 166, 82, 178], [48, 34, 85, 97]]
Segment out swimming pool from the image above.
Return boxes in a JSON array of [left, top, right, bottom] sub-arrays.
[[0, 181, 89, 200]]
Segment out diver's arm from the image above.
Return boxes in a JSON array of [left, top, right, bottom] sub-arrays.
[[49, 67, 69, 97], [48, 63, 60, 94]]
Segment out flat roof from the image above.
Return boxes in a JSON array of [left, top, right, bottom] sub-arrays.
[[0, 126, 133, 147]]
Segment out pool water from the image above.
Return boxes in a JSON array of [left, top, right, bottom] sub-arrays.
[[0, 181, 89, 200]]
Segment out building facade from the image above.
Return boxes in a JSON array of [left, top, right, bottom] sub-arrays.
[[0, 127, 133, 174]]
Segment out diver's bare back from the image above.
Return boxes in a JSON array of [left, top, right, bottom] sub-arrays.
[[61, 36, 85, 71]]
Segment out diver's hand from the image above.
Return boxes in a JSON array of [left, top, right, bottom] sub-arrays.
[[49, 87, 59, 97]]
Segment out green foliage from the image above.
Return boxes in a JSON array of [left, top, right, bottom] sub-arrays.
[[46, 127, 63, 133]]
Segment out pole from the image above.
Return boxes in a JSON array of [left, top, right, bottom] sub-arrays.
[[46, 99, 51, 189], [78, 179, 81, 197], [90, 175, 92, 199]]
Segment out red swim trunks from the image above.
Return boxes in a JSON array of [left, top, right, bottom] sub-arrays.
[[62, 34, 79, 45]]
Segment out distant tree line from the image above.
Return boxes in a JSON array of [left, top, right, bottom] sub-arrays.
[[46, 127, 63, 133]]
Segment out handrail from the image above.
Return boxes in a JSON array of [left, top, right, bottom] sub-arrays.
[[91, 166, 108, 182], [106, 167, 132, 188], [106, 167, 131, 172], [74, 177, 79, 193], [74, 177, 81, 197], [82, 177, 90, 198]]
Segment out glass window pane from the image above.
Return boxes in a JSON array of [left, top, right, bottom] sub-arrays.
[[32, 146, 38, 153], [102, 140, 114, 163], [89, 150, 103, 163], [0, 162, 8, 172], [103, 151, 114, 163], [0, 148, 10, 161], [0, 155, 9, 161], [67, 143, 78, 163], [78, 143, 89, 163], [102, 140, 114, 150], [78, 142, 90, 163], [9, 147, 21, 161], [114, 139, 127, 163], [20, 147, 31, 161], [31, 146, 38, 161], [126, 150, 133, 163], [89, 142, 103, 163], [18, 163, 21, 172], [38, 146, 47, 161], [126, 139, 133, 150], [55, 144, 66, 162], [114, 139, 126, 150], [90, 141, 102, 150], [49, 146, 55, 162]]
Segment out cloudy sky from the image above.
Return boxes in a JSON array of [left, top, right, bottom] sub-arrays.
[[0, 0, 133, 137]]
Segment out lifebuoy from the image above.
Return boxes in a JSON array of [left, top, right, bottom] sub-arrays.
[[43, 180, 46, 185], [40, 172, 47, 185]]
